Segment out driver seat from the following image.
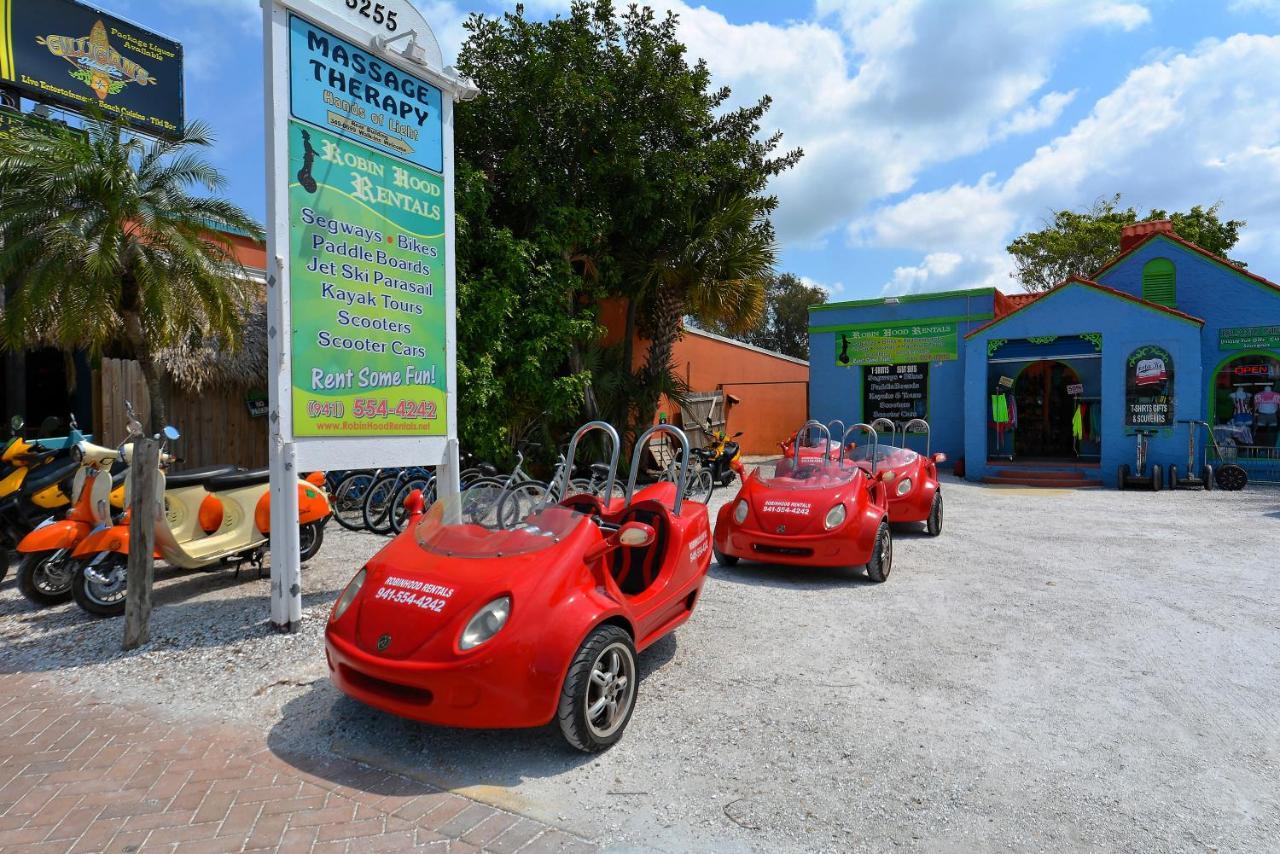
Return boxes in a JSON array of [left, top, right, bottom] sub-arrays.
[[610, 500, 670, 596]]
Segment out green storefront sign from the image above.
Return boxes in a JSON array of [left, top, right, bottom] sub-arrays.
[[834, 321, 958, 367], [288, 119, 447, 437], [1219, 325, 1280, 352]]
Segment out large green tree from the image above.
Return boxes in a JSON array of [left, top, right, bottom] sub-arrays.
[[707, 272, 828, 360], [0, 116, 261, 431], [456, 0, 798, 451], [1006, 195, 1245, 292]]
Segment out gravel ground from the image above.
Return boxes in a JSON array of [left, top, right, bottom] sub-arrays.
[[2, 467, 1279, 852]]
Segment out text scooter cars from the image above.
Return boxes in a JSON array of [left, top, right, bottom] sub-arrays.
[[325, 421, 714, 752], [714, 421, 895, 581]]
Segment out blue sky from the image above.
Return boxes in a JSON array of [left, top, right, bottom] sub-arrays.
[[94, 1, 1280, 301]]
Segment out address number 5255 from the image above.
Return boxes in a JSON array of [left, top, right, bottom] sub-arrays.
[[345, 0, 398, 32]]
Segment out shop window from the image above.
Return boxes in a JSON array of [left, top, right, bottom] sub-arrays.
[[1141, 258, 1176, 307], [1212, 353, 1280, 451]]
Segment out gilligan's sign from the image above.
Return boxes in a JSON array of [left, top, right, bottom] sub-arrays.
[[0, 0, 183, 137]]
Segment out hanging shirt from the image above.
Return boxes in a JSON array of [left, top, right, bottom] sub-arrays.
[[1255, 389, 1280, 415], [1232, 389, 1253, 414], [992, 394, 1010, 424], [1072, 405, 1083, 440]]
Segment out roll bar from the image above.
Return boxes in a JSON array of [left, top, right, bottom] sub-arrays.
[[626, 424, 691, 516], [902, 418, 930, 456], [559, 421, 621, 504], [841, 422, 880, 475], [793, 420, 831, 463], [869, 418, 896, 447]]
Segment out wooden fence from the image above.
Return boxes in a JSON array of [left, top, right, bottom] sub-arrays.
[[95, 358, 268, 469]]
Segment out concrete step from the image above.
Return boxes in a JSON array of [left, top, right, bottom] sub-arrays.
[[992, 468, 1092, 481], [983, 474, 1104, 488]]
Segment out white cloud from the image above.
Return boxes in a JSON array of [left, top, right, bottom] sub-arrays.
[[643, 0, 1152, 245], [864, 34, 1280, 291], [1229, 0, 1280, 17], [881, 252, 1011, 295], [799, 274, 844, 297]]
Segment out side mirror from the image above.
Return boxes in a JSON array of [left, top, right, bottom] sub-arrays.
[[10, 415, 23, 432], [162, 426, 180, 442], [732, 432, 743, 438], [618, 521, 655, 548], [932, 452, 947, 464], [403, 488, 427, 519]]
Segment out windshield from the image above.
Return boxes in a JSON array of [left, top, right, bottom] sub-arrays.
[[414, 484, 590, 558], [845, 445, 920, 467], [761, 460, 861, 490]]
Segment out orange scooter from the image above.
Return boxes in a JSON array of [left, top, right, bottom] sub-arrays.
[[70, 420, 331, 617]]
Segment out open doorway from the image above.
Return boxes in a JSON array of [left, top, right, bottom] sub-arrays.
[[1014, 360, 1080, 459]]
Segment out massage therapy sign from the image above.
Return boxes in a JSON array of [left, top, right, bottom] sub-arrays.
[[271, 0, 453, 445]]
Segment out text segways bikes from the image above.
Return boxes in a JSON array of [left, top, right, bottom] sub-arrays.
[[1117, 429, 1162, 491]]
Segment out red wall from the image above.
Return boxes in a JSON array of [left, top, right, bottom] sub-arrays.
[[599, 298, 809, 455]]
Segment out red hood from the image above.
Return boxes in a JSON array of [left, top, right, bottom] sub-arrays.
[[349, 516, 600, 660], [738, 469, 868, 535]]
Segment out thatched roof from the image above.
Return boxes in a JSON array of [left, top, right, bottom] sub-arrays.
[[158, 299, 268, 392]]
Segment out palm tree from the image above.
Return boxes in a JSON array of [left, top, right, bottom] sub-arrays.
[[633, 194, 774, 428], [0, 115, 262, 431]]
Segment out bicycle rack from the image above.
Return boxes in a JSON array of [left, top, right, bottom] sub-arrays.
[[559, 421, 621, 506], [627, 424, 691, 516], [841, 422, 880, 475], [901, 418, 930, 457], [869, 418, 897, 448]]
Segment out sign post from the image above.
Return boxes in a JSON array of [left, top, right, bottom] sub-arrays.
[[262, 0, 475, 631]]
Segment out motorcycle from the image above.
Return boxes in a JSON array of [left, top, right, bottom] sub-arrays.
[[702, 417, 745, 487], [70, 418, 332, 617]]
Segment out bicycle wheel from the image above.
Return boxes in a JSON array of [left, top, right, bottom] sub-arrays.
[[389, 476, 436, 535], [362, 472, 403, 535], [685, 469, 714, 503], [332, 472, 374, 531], [461, 478, 507, 525], [496, 481, 550, 528]]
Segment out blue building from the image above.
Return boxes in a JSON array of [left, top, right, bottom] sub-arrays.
[[808, 222, 1280, 486]]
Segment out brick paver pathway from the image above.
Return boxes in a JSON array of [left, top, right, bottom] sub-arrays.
[[0, 674, 595, 853]]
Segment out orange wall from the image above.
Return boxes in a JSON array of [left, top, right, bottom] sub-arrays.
[[600, 297, 810, 455]]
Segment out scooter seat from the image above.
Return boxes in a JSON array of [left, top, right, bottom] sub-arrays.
[[165, 465, 239, 489], [589, 462, 611, 480], [203, 467, 270, 491], [20, 458, 80, 496]]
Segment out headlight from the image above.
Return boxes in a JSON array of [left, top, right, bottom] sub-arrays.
[[824, 503, 847, 530], [733, 500, 749, 524], [459, 596, 511, 650], [896, 477, 913, 496], [331, 568, 366, 622], [71, 444, 84, 463]]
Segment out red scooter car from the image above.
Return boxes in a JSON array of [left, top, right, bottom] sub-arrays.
[[325, 422, 713, 752], [715, 421, 895, 581], [847, 418, 945, 536]]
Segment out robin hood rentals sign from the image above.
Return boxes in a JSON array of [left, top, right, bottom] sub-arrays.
[[0, 0, 184, 137], [835, 321, 958, 367]]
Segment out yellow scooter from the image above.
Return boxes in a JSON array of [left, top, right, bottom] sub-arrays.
[[70, 416, 331, 617]]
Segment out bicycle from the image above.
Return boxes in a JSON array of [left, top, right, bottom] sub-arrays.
[[330, 469, 378, 531], [363, 466, 435, 535], [660, 447, 713, 503]]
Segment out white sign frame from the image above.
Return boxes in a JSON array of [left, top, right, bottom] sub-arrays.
[[262, 0, 468, 630]]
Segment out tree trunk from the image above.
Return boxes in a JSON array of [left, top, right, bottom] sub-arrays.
[[636, 285, 682, 432], [121, 311, 168, 434]]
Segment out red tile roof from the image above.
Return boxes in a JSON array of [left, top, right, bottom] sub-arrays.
[[966, 276, 1203, 339]]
